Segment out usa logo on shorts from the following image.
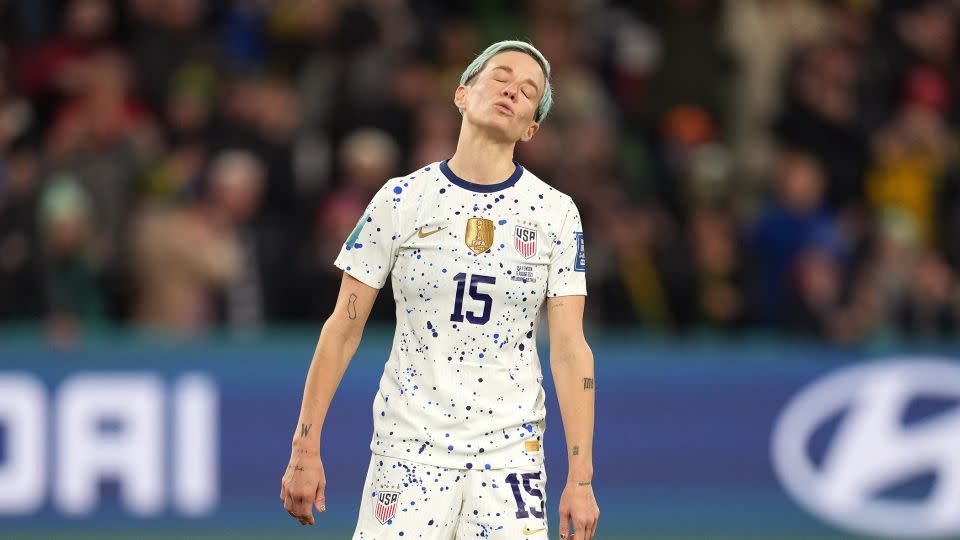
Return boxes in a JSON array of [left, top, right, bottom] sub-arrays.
[[514, 225, 537, 259], [375, 491, 400, 524]]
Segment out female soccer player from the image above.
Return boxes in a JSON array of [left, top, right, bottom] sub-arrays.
[[280, 40, 599, 540]]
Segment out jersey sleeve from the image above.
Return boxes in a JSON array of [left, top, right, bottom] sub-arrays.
[[333, 181, 402, 289], [546, 198, 587, 297]]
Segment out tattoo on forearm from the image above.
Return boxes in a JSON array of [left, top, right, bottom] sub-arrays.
[[572, 445, 580, 456], [347, 293, 358, 319], [578, 481, 591, 486], [300, 423, 312, 438], [583, 377, 594, 390]]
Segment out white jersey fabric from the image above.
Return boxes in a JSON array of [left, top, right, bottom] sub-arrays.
[[352, 453, 549, 539], [334, 160, 586, 471]]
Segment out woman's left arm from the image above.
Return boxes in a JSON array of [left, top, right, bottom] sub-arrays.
[[546, 295, 599, 540]]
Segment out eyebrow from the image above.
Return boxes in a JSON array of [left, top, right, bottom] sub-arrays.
[[490, 65, 541, 94]]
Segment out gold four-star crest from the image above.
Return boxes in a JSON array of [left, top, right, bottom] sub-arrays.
[[465, 217, 495, 254], [516, 218, 538, 229]]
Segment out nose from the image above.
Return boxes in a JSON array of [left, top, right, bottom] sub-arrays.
[[502, 85, 517, 100]]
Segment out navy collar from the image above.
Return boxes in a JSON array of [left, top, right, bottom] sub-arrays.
[[439, 159, 524, 193]]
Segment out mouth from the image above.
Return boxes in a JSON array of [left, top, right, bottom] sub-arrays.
[[494, 102, 514, 116]]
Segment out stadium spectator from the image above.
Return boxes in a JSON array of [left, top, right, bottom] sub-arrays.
[[894, 247, 960, 340], [0, 0, 958, 346], [129, 151, 269, 336], [750, 149, 847, 325], [774, 40, 868, 213], [0, 146, 44, 320], [38, 172, 106, 344], [784, 247, 855, 342]]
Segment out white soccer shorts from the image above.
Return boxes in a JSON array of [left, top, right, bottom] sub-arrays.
[[352, 453, 549, 539]]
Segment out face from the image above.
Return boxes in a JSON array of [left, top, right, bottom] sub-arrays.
[[455, 51, 545, 143], [211, 159, 264, 223], [777, 152, 823, 213]]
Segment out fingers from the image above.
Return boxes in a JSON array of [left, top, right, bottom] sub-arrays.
[[280, 482, 305, 524], [314, 479, 327, 514], [558, 507, 571, 539], [284, 493, 315, 525], [589, 507, 600, 538], [575, 518, 587, 540], [281, 481, 316, 526], [585, 515, 596, 538], [566, 512, 599, 539], [281, 455, 327, 526], [577, 514, 599, 539], [314, 493, 326, 514], [299, 494, 315, 525], [286, 507, 310, 526]]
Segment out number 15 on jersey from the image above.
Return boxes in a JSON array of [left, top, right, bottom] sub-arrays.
[[450, 273, 496, 325]]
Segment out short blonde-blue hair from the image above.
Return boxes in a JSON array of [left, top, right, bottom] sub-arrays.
[[459, 40, 553, 124]]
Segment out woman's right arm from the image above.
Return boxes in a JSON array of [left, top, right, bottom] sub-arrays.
[[280, 272, 380, 525]]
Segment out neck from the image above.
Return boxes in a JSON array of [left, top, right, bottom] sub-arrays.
[[447, 122, 518, 184]]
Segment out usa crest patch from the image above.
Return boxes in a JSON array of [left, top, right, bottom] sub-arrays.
[[375, 490, 400, 524], [514, 224, 537, 259]]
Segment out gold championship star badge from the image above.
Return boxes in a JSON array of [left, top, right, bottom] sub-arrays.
[[465, 217, 495, 254]]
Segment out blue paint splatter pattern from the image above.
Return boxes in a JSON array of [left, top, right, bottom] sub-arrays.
[[352, 454, 548, 539], [334, 161, 586, 471]]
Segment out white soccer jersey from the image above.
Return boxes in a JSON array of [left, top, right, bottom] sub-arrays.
[[334, 160, 586, 471]]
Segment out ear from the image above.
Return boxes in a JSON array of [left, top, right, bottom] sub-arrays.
[[454, 84, 468, 112], [519, 121, 540, 142]]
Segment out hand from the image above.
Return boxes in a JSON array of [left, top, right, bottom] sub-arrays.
[[280, 447, 326, 525], [558, 480, 599, 539]]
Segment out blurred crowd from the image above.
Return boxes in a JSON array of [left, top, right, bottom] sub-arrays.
[[1, 0, 960, 345]]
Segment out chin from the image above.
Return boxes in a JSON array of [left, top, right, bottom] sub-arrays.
[[465, 110, 521, 141], [484, 117, 522, 140], [491, 127, 522, 142]]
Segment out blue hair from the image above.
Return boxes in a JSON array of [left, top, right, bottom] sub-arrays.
[[459, 40, 553, 124]]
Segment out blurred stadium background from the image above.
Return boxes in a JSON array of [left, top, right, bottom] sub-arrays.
[[2, 0, 960, 538]]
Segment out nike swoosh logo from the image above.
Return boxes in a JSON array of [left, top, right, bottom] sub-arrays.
[[522, 527, 546, 535], [418, 226, 445, 238]]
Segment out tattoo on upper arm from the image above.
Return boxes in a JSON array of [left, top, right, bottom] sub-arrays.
[[583, 377, 594, 390], [347, 293, 358, 320], [572, 445, 580, 456], [550, 300, 564, 309], [300, 423, 312, 438]]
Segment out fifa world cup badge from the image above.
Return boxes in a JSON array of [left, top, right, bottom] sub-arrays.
[[465, 217, 495, 254]]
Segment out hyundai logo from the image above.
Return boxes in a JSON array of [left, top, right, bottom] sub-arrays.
[[771, 359, 960, 538]]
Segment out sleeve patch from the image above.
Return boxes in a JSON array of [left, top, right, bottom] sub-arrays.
[[574, 231, 586, 272], [345, 211, 370, 250]]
